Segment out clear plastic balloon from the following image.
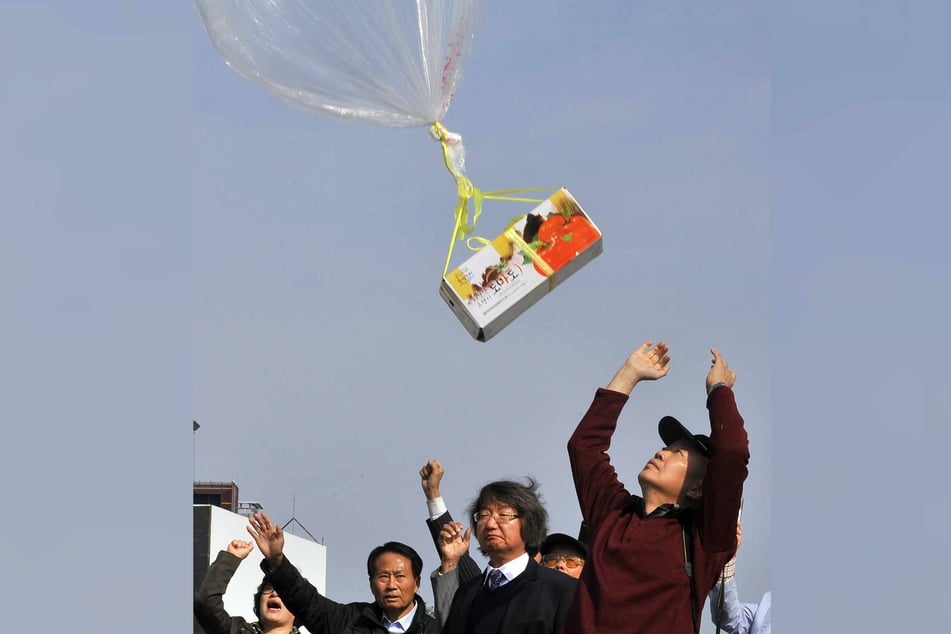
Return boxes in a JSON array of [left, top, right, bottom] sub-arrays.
[[195, 0, 548, 281], [194, 0, 487, 128]]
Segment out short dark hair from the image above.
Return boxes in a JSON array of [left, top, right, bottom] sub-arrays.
[[252, 578, 272, 618], [466, 478, 549, 556], [366, 541, 424, 582]]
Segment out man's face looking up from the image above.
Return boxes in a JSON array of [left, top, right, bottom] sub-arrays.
[[637, 439, 708, 504]]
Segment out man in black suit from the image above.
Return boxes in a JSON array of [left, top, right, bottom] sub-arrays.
[[432, 479, 577, 634]]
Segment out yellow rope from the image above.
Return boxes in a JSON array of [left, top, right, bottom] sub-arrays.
[[431, 121, 550, 277]]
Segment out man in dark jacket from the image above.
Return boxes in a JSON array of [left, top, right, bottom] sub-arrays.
[[247, 512, 438, 634], [432, 479, 577, 634]]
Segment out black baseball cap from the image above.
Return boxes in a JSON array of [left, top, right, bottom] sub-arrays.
[[658, 416, 712, 458], [540, 533, 588, 559]]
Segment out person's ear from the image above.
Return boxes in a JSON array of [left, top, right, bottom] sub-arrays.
[[684, 478, 704, 502]]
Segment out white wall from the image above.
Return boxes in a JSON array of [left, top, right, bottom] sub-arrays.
[[198, 505, 327, 632]]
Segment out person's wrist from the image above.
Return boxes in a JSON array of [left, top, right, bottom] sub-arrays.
[[606, 369, 640, 394], [439, 560, 458, 574], [720, 558, 736, 581], [706, 381, 727, 396]]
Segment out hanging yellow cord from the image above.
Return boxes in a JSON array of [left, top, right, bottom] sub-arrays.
[[431, 121, 550, 277]]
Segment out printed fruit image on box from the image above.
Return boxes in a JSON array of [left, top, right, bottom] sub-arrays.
[[440, 187, 602, 341], [523, 188, 601, 274]]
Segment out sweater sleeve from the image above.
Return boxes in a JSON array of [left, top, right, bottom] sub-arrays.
[[194, 551, 250, 634], [567, 388, 635, 528], [430, 567, 460, 629], [708, 578, 754, 634], [699, 386, 750, 553]]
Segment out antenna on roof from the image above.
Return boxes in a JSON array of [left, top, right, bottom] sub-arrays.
[[281, 495, 323, 544]]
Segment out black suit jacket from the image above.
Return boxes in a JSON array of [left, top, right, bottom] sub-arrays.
[[262, 555, 439, 634], [441, 559, 577, 634]]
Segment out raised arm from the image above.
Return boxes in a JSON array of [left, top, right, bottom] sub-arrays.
[[699, 348, 749, 552], [568, 340, 670, 526], [248, 512, 351, 634], [420, 459, 482, 583], [708, 578, 755, 634], [430, 522, 471, 628], [708, 523, 752, 633], [194, 540, 255, 634]]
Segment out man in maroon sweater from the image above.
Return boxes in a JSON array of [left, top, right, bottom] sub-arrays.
[[565, 340, 749, 634]]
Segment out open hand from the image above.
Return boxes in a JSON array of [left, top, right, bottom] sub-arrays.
[[437, 521, 471, 572], [606, 340, 670, 394], [247, 512, 285, 566], [629, 340, 671, 380]]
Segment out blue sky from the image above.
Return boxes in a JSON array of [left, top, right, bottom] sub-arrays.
[[191, 4, 769, 632], [1, 1, 948, 631]]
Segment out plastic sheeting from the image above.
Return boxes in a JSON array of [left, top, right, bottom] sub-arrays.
[[195, 0, 487, 128]]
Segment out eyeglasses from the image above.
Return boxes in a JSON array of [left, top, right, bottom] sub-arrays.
[[541, 554, 585, 569], [472, 510, 520, 525]]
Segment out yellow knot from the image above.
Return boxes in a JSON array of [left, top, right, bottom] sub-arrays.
[[430, 120, 551, 278]]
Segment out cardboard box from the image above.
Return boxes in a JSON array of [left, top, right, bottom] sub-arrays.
[[440, 187, 602, 341]]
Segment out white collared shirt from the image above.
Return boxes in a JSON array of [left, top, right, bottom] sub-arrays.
[[484, 551, 530, 588], [382, 600, 418, 633]]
